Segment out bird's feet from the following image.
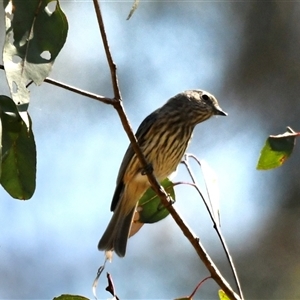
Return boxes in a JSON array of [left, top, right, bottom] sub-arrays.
[[141, 163, 153, 175], [158, 194, 175, 211]]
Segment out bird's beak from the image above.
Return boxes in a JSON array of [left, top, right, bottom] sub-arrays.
[[214, 106, 228, 116]]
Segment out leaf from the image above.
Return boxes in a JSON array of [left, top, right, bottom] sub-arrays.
[[127, 0, 140, 20], [0, 107, 2, 179], [218, 290, 230, 300], [53, 295, 89, 300], [137, 178, 175, 223], [200, 160, 220, 227], [3, 0, 68, 125], [257, 127, 298, 170], [0, 96, 36, 199]]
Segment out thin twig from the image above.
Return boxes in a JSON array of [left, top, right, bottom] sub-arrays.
[[44, 77, 115, 105], [184, 153, 244, 300], [93, 0, 120, 99], [181, 155, 218, 226], [0, 64, 115, 105], [189, 276, 211, 299], [92, 0, 151, 172]]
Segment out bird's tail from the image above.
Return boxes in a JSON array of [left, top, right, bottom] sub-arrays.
[[98, 202, 136, 257]]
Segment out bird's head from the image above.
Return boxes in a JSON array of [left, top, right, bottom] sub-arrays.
[[165, 89, 227, 125]]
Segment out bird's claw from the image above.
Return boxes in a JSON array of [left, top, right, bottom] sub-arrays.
[[141, 163, 153, 175], [158, 194, 175, 211]]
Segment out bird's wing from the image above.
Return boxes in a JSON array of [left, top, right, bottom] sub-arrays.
[[110, 109, 159, 211]]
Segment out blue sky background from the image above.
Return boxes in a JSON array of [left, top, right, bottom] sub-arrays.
[[1, 2, 300, 299]]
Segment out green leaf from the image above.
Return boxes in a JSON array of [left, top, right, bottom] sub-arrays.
[[137, 178, 175, 223], [0, 108, 2, 179], [0, 95, 23, 159], [3, 0, 68, 125], [257, 128, 298, 170], [53, 295, 89, 300], [218, 290, 230, 300], [0, 96, 36, 199]]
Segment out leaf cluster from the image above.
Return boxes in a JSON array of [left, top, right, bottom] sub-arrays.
[[1, 0, 68, 199]]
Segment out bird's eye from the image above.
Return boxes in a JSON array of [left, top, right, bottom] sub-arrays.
[[201, 94, 209, 101]]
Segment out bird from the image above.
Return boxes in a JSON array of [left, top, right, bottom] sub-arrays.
[[98, 89, 227, 257]]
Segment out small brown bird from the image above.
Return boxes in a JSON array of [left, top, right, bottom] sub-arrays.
[[98, 90, 227, 257]]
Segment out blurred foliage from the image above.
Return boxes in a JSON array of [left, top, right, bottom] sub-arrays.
[[223, 3, 300, 299]]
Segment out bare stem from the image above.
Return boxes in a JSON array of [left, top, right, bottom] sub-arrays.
[[189, 276, 211, 299], [44, 77, 115, 105], [183, 153, 244, 299], [92, 0, 120, 100], [0, 64, 116, 105], [92, 0, 152, 173]]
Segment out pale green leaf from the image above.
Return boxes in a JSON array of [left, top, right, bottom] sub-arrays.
[[218, 290, 230, 300], [53, 295, 89, 300], [137, 178, 175, 223], [3, 0, 68, 125], [257, 128, 298, 170]]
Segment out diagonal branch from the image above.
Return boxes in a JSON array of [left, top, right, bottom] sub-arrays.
[[93, 0, 120, 100], [0, 64, 116, 105], [44, 77, 115, 105], [92, 0, 150, 172]]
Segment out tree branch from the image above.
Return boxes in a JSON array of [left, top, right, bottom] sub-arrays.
[[0, 64, 116, 105], [44, 77, 115, 105], [93, 0, 120, 100]]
